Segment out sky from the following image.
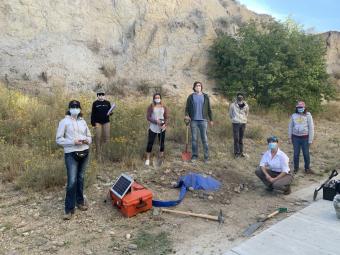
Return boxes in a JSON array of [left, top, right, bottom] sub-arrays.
[[237, 0, 340, 33]]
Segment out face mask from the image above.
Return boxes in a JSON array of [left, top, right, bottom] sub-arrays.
[[154, 99, 161, 104], [297, 107, 305, 113], [268, 142, 277, 151], [70, 108, 80, 116]]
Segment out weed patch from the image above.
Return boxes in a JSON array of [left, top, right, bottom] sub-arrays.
[[134, 230, 173, 255]]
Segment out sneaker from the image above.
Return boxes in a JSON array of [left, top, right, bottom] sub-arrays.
[[77, 204, 88, 211], [305, 169, 315, 175], [63, 213, 72, 220], [293, 168, 299, 174], [283, 186, 292, 195], [240, 153, 249, 158], [145, 159, 150, 166], [234, 153, 240, 159], [191, 157, 198, 163]]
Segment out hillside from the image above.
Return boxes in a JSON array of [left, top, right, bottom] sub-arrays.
[[0, 0, 271, 93]]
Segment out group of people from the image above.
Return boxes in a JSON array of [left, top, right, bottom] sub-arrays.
[[56, 81, 314, 219]]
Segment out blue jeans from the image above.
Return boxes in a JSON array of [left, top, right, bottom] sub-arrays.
[[191, 120, 209, 160], [292, 136, 310, 170], [64, 152, 89, 213]]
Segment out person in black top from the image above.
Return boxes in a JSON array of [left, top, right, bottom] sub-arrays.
[[91, 88, 114, 160]]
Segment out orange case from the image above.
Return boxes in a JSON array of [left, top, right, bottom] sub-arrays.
[[110, 182, 153, 217]]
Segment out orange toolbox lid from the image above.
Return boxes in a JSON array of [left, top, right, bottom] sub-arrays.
[[121, 184, 153, 207]]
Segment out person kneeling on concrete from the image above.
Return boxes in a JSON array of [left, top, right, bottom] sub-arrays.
[[255, 136, 293, 195]]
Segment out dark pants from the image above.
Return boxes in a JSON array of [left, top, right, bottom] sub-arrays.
[[146, 129, 166, 153], [255, 166, 293, 192], [64, 152, 89, 214], [292, 135, 310, 170], [232, 123, 246, 155]]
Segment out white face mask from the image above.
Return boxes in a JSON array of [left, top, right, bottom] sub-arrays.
[[70, 108, 80, 116], [154, 99, 161, 104]]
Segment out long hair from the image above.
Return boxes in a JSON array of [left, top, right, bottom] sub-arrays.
[[151, 92, 164, 108]]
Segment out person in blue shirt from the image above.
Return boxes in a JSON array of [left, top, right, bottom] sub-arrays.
[[185, 81, 213, 163]]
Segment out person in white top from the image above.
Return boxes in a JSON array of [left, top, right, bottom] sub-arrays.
[[145, 93, 169, 166], [255, 136, 293, 195], [56, 100, 92, 220]]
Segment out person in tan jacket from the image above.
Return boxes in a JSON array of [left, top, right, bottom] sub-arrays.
[[229, 93, 249, 158]]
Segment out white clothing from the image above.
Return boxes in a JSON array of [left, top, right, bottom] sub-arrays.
[[56, 115, 92, 153], [259, 148, 290, 173]]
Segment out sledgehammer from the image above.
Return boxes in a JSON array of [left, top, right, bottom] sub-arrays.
[[161, 208, 224, 224]]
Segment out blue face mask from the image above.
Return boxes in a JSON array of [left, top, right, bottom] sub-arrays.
[[268, 142, 277, 150], [297, 107, 305, 113], [70, 108, 80, 116]]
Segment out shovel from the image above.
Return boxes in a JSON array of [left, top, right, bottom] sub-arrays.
[[242, 207, 287, 237], [153, 129, 165, 168], [313, 169, 338, 201], [181, 119, 191, 161]]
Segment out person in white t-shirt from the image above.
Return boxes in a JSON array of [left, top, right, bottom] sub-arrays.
[[145, 93, 169, 166], [255, 136, 293, 195]]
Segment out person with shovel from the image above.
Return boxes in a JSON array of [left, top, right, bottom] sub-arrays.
[[90, 88, 114, 160], [255, 136, 293, 195], [288, 101, 315, 174], [56, 100, 92, 220], [229, 92, 249, 158], [185, 81, 213, 163], [145, 93, 169, 166]]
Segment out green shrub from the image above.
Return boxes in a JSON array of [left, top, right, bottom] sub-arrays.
[[209, 19, 335, 112]]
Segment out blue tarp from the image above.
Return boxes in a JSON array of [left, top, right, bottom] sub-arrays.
[[152, 172, 221, 207]]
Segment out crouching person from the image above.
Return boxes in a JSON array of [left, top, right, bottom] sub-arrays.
[[56, 100, 92, 220], [255, 136, 293, 195]]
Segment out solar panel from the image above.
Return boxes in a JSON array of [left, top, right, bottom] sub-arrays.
[[110, 174, 134, 199]]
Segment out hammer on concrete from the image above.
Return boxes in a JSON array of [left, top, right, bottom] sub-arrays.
[[242, 207, 287, 237], [161, 208, 224, 224]]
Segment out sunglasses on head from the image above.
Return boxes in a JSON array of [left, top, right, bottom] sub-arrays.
[[97, 93, 105, 96]]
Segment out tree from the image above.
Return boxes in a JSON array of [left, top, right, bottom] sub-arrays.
[[208, 20, 335, 111]]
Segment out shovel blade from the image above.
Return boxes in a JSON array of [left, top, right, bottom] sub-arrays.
[[242, 222, 264, 237], [313, 189, 318, 201], [153, 157, 164, 168], [182, 151, 191, 161]]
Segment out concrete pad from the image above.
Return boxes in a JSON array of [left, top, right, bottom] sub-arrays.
[[224, 199, 340, 255], [223, 251, 240, 255]]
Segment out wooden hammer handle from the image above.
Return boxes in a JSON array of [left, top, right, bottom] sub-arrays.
[[266, 210, 280, 220], [162, 208, 218, 221]]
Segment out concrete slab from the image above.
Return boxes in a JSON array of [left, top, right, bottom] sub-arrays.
[[224, 199, 340, 255]]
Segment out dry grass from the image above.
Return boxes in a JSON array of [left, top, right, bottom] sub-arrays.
[[1, 82, 340, 193]]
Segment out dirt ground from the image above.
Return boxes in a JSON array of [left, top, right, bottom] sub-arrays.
[[1, 115, 340, 255]]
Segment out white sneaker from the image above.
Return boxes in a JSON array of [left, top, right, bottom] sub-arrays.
[[145, 159, 150, 166]]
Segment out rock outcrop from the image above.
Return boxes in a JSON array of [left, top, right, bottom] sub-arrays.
[[0, 0, 270, 93], [323, 31, 340, 87]]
